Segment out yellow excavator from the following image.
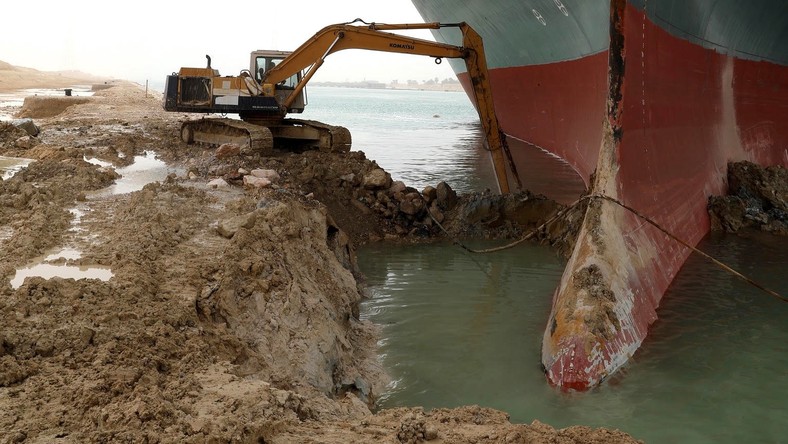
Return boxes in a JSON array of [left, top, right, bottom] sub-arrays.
[[163, 20, 516, 193]]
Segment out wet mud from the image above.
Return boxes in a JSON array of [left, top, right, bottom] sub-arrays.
[[0, 81, 639, 443]]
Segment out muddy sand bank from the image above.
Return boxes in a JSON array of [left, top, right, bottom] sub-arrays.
[[0, 80, 639, 443]]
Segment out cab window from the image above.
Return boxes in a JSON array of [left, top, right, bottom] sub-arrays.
[[255, 57, 300, 88]]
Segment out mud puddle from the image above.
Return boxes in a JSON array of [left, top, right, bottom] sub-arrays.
[[10, 247, 113, 289], [9, 150, 180, 287], [68, 208, 86, 231], [86, 150, 177, 197], [0, 156, 33, 180]]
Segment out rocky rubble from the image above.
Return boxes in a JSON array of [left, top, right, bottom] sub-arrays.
[[708, 161, 787, 234], [179, 143, 576, 252], [0, 121, 36, 149]]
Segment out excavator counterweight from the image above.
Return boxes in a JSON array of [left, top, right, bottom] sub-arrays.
[[162, 21, 517, 192]]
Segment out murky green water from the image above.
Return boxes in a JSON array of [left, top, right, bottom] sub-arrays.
[[359, 233, 788, 443]]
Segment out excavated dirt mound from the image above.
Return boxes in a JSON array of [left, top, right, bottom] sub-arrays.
[[0, 122, 30, 145], [175, 146, 577, 249], [16, 96, 93, 119], [0, 182, 384, 442], [0, 81, 639, 443]]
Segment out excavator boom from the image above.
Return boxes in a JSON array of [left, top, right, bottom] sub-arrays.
[[260, 21, 517, 192], [263, 23, 464, 87], [163, 21, 517, 193]]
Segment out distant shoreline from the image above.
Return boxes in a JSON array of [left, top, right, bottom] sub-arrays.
[[1, 59, 467, 95], [311, 81, 465, 93]]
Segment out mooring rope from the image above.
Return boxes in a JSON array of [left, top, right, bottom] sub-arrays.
[[430, 194, 787, 303]]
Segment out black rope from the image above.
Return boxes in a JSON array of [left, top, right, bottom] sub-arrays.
[[430, 194, 787, 303]]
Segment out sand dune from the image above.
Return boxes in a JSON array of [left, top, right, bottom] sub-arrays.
[[0, 60, 109, 92]]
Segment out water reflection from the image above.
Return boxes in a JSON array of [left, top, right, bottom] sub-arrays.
[[360, 241, 564, 408], [87, 150, 177, 197], [10, 263, 113, 289], [0, 156, 33, 180], [10, 247, 113, 290], [505, 137, 586, 205]]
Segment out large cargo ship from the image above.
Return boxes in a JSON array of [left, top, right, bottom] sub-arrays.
[[412, 0, 788, 390]]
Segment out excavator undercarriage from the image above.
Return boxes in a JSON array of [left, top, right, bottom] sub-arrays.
[[179, 118, 351, 154], [180, 119, 273, 153]]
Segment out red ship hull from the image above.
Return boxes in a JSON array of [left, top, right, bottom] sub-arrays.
[[540, 0, 787, 390], [480, 53, 609, 184], [442, 0, 788, 389]]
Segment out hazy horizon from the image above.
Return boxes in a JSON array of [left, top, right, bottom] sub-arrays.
[[1, 0, 459, 86]]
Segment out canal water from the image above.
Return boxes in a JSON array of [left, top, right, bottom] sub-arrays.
[[0, 86, 94, 121], [359, 234, 787, 443], [303, 86, 788, 443], [301, 86, 585, 202]]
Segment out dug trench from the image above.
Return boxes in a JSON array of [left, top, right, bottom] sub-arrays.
[[0, 82, 639, 443]]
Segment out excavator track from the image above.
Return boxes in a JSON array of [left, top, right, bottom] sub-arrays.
[[281, 119, 352, 153], [241, 117, 352, 153], [180, 117, 351, 154], [181, 118, 274, 154]]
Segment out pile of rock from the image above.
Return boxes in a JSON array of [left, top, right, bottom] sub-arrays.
[[358, 167, 458, 237], [353, 165, 566, 243], [204, 167, 281, 189], [185, 147, 567, 245], [709, 161, 787, 234]]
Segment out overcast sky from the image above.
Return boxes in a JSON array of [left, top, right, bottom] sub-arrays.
[[1, 0, 458, 87]]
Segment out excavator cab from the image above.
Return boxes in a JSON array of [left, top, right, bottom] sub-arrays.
[[251, 50, 306, 113]]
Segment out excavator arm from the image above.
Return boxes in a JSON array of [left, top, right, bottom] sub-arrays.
[[264, 21, 519, 193]]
